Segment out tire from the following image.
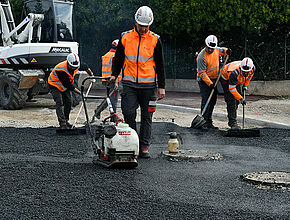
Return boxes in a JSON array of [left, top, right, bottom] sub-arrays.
[[0, 70, 28, 110]]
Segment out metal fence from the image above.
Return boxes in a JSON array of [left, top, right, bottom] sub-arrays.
[[162, 32, 289, 81]]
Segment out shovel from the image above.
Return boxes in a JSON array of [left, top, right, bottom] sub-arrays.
[[191, 55, 229, 128], [56, 81, 93, 135]]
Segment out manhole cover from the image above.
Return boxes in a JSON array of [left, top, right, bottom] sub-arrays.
[[241, 171, 290, 188], [161, 149, 223, 162]]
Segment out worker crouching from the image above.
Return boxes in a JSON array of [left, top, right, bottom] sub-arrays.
[[48, 53, 94, 129], [220, 57, 255, 129]]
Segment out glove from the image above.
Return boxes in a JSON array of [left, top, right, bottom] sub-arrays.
[[226, 48, 232, 55], [243, 86, 248, 91], [239, 98, 246, 105], [91, 79, 96, 83], [209, 84, 217, 91]]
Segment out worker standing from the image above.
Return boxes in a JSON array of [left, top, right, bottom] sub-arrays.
[[109, 6, 166, 158], [48, 53, 94, 129], [221, 57, 255, 129], [196, 35, 231, 129], [95, 39, 121, 122]]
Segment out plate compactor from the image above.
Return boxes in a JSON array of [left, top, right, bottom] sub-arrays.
[[81, 77, 139, 168]]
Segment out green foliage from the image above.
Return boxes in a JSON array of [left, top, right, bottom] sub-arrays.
[[10, 0, 24, 23], [10, 0, 289, 80]]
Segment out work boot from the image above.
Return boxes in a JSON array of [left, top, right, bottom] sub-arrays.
[[66, 122, 73, 129], [230, 122, 241, 130], [139, 147, 151, 158], [59, 124, 68, 129], [202, 122, 219, 130]]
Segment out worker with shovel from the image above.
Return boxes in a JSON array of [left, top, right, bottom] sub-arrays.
[[109, 6, 166, 158], [195, 35, 231, 129], [48, 53, 94, 129], [221, 57, 255, 129], [94, 39, 121, 122]]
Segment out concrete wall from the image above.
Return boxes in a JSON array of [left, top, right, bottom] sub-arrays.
[[78, 72, 290, 96], [165, 79, 290, 96]]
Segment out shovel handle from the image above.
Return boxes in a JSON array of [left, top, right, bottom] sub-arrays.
[[72, 81, 93, 128], [201, 55, 229, 116], [242, 85, 246, 129]]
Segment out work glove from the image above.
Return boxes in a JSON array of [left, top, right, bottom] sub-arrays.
[[209, 84, 217, 91], [243, 86, 248, 91], [226, 48, 232, 55], [239, 98, 246, 105]]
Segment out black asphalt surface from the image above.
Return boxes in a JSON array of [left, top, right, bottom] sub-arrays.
[[0, 123, 289, 219]]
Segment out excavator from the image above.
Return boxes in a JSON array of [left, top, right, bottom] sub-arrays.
[[0, 0, 79, 109]]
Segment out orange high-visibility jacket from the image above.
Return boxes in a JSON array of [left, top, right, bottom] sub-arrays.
[[121, 29, 159, 86], [222, 61, 254, 100], [101, 50, 121, 82], [48, 61, 78, 92], [196, 47, 227, 86]]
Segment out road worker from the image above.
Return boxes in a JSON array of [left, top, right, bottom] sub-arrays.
[[95, 39, 121, 122], [196, 35, 231, 129], [109, 6, 166, 158], [221, 57, 255, 129], [48, 53, 94, 129]]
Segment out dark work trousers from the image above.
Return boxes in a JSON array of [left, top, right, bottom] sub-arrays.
[[220, 79, 241, 127], [50, 87, 72, 126], [97, 81, 119, 116], [198, 79, 218, 124], [121, 85, 157, 149]]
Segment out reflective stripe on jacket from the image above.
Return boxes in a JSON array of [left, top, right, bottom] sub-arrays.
[[223, 61, 254, 100], [48, 61, 77, 92], [102, 50, 121, 82], [196, 47, 227, 86], [121, 29, 159, 86]]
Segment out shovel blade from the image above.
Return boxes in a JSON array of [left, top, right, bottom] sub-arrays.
[[191, 115, 206, 128], [225, 128, 260, 138]]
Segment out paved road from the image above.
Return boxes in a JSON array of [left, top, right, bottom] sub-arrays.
[[0, 122, 289, 219]]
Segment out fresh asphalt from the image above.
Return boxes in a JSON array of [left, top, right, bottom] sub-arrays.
[[0, 121, 289, 219]]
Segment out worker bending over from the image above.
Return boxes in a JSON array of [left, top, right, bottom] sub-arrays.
[[109, 6, 166, 158], [196, 35, 231, 129], [48, 53, 94, 129], [221, 57, 255, 129]]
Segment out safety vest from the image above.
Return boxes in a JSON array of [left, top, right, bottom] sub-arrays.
[[48, 61, 78, 92], [121, 29, 159, 86], [101, 50, 121, 82], [222, 61, 254, 100], [196, 47, 227, 86]]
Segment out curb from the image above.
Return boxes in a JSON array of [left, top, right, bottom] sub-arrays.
[[157, 104, 290, 130]]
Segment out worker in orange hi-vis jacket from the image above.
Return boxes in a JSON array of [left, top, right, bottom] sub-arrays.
[[196, 35, 231, 130], [220, 57, 255, 129], [95, 39, 121, 122]]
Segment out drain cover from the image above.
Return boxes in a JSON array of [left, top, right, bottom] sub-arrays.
[[241, 171, 290, 188], [162, 149, 223, 162]]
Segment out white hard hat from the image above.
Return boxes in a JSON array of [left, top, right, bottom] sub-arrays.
[[112, 39, 119, 47], [205, 35, 218, 49], [135, 6, 154, 26], [67, 53, 80, 68], [241, 57, 254, 72]]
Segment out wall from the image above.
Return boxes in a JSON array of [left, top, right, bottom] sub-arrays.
[[78, 72, 290, 96]]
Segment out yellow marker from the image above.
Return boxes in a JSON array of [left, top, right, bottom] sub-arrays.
[[31, 58, 37, 63]]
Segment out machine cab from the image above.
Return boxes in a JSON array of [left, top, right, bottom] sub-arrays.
[[22, 0, 75, 43]]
